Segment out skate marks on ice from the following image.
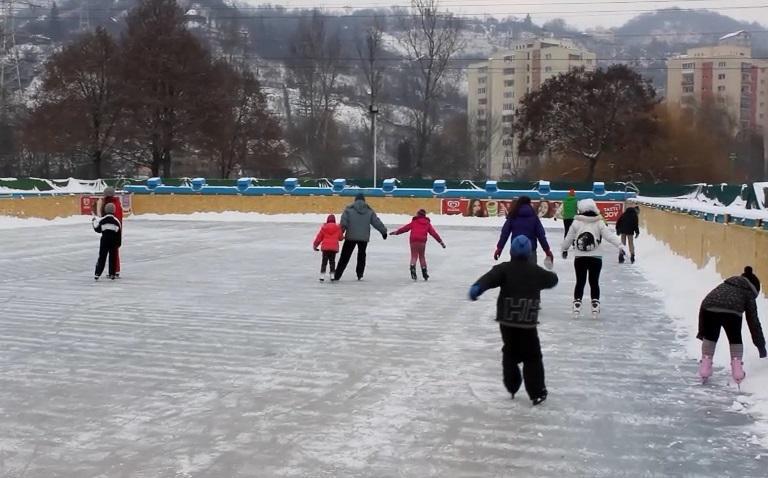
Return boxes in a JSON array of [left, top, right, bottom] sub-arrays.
[[0, 221, 766, 477]]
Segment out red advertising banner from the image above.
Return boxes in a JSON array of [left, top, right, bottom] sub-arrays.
[[80, 194, 133, 216], [441, 198, 624, 222]]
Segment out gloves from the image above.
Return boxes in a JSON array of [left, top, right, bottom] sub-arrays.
[[562, 250, 568, 259], [493, 248, 501, 261], [382, 232, 388, 240], [759, 345, 767, 358], [313, 246, 319, 251], [389, 230, 397, 236], [545, 249, 554, 260], [440, 242, 446, 249], [469, 284, 483, 301]]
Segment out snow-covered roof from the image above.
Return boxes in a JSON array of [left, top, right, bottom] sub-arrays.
[[719, 30, 745, 41]]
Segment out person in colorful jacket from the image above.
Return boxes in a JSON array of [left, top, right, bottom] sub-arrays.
[[92, 202, 121, 280], [98, 187, 124, 277], [390, 209, 446, 281], [313, 214, 345, 282], [334, 193, 387, 281], [561, 189, 577, 238], [697, 266, 766, 384], [494, 196, 554, 265]]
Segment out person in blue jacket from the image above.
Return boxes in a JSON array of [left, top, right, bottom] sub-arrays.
[[494, 196, 554, 265]]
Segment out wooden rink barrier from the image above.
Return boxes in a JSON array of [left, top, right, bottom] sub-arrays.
[[640, 206, 768, 295], [0, 195, 80, 219]]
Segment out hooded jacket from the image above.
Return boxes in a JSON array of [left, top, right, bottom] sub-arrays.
[[699, 276, 765, 349], [496, 204, 551, 255], [561, 195, 577, 220], [616, 207, 640, 236], [92, 214, 122, 247], [473, 259, 559, 329], [393, 214, 443, 244], [340, 199, 387, 242], [561, 199, 622, 257], [314, 215, 344, 252]]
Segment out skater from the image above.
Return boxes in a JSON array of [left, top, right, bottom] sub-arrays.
[[98, 187, 124, 277], [697, 266, 766, 385], [92, 202, 121, 280], [494, 196, 554, 266], [469, 235, 559, 405], [561, 199, 625, 318], [334, 193, 387, 281], [615, 206, 640, 263], [313, 214, 344, 282], [561, 189, 577, 238], [390, 209, 446, 281]]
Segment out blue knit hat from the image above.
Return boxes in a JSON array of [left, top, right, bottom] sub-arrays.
[[510, 235, 532, 258]]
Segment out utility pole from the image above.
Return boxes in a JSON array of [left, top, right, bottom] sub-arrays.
[[79, 0, 90, 31], [370, 104, 379, 187]]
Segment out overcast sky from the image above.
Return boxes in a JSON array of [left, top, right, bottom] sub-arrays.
[[248, 1, 768, 29]]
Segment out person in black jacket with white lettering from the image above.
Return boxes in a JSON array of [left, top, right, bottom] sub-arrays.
[[469, 235, 559, 405], [93, 202, 122, 280]]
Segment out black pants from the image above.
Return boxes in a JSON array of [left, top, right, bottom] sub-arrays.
[[334, 240, 368, 280], [500, 324, 546, 400], [563, 218, 574, 238], [574, 256, 603, 301], [321, 251, 337, 274], [95, 238, 118, 277], [698, 309, 743, 344]]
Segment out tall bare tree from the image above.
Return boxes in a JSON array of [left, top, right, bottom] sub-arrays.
[[402, 0, 463, 177]]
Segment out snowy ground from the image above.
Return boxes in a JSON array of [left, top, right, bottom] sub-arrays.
[[1, 215, 768, 477]]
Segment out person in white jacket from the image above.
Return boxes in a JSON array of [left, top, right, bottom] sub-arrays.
[[561, 199, 626, 317]]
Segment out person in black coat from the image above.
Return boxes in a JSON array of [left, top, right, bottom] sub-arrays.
[[93, 202, 122, 280], [615, 206, 640, 263], [469, 235, 559, 406]]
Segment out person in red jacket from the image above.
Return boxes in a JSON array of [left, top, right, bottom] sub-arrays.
[[313, 214, 345, 282], [390, 209, 446, 281], [98, 187, 124, 278]]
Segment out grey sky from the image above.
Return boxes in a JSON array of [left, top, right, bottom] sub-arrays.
[[246, 1, 768, 29]]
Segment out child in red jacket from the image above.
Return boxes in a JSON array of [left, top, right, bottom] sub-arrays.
[[391, 209, 446, 281], [313, 214, 344, 282]]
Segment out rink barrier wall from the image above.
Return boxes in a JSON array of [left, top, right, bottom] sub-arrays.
[[640, 206, 768, 295], [0, 195, 80, 219]]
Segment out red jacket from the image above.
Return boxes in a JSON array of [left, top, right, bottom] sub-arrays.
[[102, 196, 124, 222], [314, 215, 344, 252], [394, 216, 443, 244]]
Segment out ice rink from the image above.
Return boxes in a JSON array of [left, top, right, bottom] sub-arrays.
[[1, 218, 767, 477]]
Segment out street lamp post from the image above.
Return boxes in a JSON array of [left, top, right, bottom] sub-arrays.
[[370, 104, 379, 188]]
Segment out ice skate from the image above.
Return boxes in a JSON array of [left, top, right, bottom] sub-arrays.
[[319, 273, 326, 282], [731, 357, 746, 385], [421, 267, 429, 281], [572, 300, 582, 318], [591, 300, 601, 319], [410, 265, 417, 281], [630, 253, 636, 264], [698, 355, 713, 384], [532, 391, 547, 406], [109, 275, 116, 280], [618, 250, 626, 264], [94, 275, 99, 281]]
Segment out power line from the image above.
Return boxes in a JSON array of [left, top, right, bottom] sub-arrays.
[[250, 55, 768, 62], [211, 0, 768, 9]]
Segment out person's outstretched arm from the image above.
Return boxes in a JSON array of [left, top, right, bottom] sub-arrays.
[[745, 299, 767, 357], [469, 265, 505, 301], [428, 224, 444, 246], [370, 210, 387, 238]]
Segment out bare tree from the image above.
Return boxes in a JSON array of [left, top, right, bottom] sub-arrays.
[[402, 0, 463, 177]]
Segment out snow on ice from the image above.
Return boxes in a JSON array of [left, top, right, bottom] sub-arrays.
[[0, 212, 767, 476]]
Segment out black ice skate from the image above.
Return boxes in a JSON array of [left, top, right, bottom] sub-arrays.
[[410, 265, 417, 281], [630, 253, 636, 264], [532, 391, 548, 406], [421, 267, 429, 281], [618, 250, 626, 264], [94, 275, 99, 281]]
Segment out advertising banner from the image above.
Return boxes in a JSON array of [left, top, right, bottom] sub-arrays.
[[441, 198, 624, 222]]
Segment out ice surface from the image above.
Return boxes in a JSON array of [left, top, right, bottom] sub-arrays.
[[1, 218, 767, 477]]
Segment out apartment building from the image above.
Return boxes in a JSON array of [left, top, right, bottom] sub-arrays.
[[467, 38, 597, 179], [666, 31, 768, 133]]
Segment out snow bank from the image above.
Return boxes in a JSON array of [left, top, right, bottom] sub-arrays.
[[637, 195, 768, 220], [637, 229, 768, 445]]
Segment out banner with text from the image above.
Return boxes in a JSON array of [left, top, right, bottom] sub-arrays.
[[441, 198, 624, 222], [80, 194, 133, 216]]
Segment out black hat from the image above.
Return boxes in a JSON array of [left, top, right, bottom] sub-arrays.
[[355, 193, 365, 201], [742, 266, 761, 293]]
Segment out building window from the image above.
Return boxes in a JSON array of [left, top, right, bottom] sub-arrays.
[[718, 86, 726, 92], [683, 86, 694, 93], [504, 55, 513, 61], [502, 127, 512, 135], [503, 68, 515, 75], [478, 77, 487, 84], [479, 67, 488, 74], [586, 59, 593, 65], [544, 66, 552, 73], [476, 119, 487, 127], [478, 98, 487, 105], [682, 62, 695, 69], [502, 139, 513, 146], [477, 88, 486, 94], [718, 61, 727, 67], [502, 114, 514, 123], [718, 74, 726, 80], [478, 109, 486, 117], [545, 53, 552, 60], [503, 91, 514, 98], [503, 103, 515, 110], [504, 80, 514, 87], [569, 54, 582, 61]]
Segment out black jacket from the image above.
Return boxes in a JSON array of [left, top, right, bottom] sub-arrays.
[[93, 214, 122, 247], [699, 276, 765, 350], [615, 207, 639, 236], [474, 259, 559, 328]]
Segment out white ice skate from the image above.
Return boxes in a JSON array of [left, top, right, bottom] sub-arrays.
[[572, 300, 582, 318], [319, 273, 326, 282], [591, 300, 601, 319]]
